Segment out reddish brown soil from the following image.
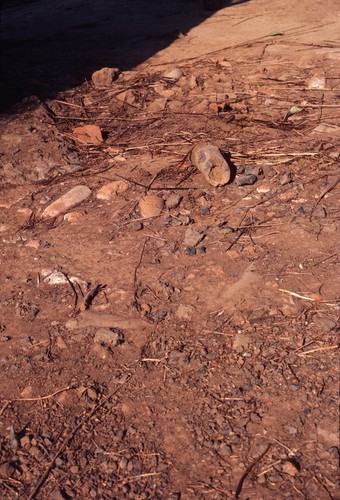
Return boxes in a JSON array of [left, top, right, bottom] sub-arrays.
[[0, 0, 339, 498]]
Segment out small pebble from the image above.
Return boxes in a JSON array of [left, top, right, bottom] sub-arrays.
[[91, 343, 111, 359], [219, 444, 232, 457], [166, 193, 182, 209], [296, 206, 305, 216], [196, 246, 206, 254], [282, 460, 300, 477], [171, 214, 191, 226], [96, 180, 130, 200], [40, 241, 52, 249], [186, 247, 196, 256], [94, 327, 123, 347], [153, 310, 167, 322], [328, 446, 339, 458], [218, 220, 234, 231], [280, 172, 292, 185], [163, 67, 184, 81], [92, 67, 120, 88], [313, 316, 336, 332], [128, 221, 143, 231], [200, 207, 210, 215], [184, 227, 205, 247], [139, 194, 164, 218], [237, 174, 257, 186]]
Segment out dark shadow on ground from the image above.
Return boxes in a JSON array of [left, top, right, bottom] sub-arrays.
[[0, 0, 249, 113]]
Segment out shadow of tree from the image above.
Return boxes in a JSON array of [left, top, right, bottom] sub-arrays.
[[1, 0, 249, 112]]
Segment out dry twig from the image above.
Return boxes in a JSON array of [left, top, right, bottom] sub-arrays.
[[310, 176, 340, 220], [0, 385, 75, 416], [133, 238, 149, 311], [235, 444, 271, 499]]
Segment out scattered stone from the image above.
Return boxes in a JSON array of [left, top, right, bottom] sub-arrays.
[[191, 143, 231, 187], [218, 220, 234, 231], [328, 446, 339, 458], [163, 67, 184, 81], [140, 303, 151, 316], [64, 211, 83, 223], [92, 67, 120, 88], [186, 247, 196, 256], [233, 333, 251, 352], [128, 221, 143, 231], [282, 460, 300, 477], [9, 425, 20, 449], [152, 310, 167, 322], [192, 99, 209, 114], [148, 97, 167, 113], [285, 425, 298, 436], [94, 327, 123, 347], [0, 223, 10, 233], [20, 435, 31, 448], [29, 446, 44, 461], [219, 444, 232, 457], [0, 462, 15, 478], [166, 193, 182, 209], [49, 488, 69, 500], [115, 89, 136, 105], [106, 146, 123, 155], [184, 227, 205, 247], [0, 184, 33, 209], [176, 304, 196, 320], [307, 75, 326, 89], [313, 316, 336, 331], [96, 180, 130, 200], [317, 424, 338, 447], [17, 207, 33, 220], [40, 240, 52, 249], [41, 185, 91, 219], [189, 74, 199, 88], [56, 336, 68, 349], [250, 412, 262, 423], [200, 207, 210, 215], [296, 206, 305, 216], [256, 183, 271, 193], [168, 350, 189, 365], [26, 239, 40, 249], [171, 213, 191, 226], [139, 194, 164, 218], [311, 123, 340, 136], [279, 189, 296, 201], [41, 269, 88, 290], [91, 342, 111, 359], [238, 174, 257, 186], [196, 246, 206, 255], [280, 172, 292, 185], [73, 125, 103, 145]]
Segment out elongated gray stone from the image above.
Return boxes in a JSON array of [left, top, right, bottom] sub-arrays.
[[42, 185, 91, 219]]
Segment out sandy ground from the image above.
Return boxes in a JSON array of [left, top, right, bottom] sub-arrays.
[[0, 0, 339, 498]]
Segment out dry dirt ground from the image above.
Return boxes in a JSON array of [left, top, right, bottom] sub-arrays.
[[0, 0, 339, 498]]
